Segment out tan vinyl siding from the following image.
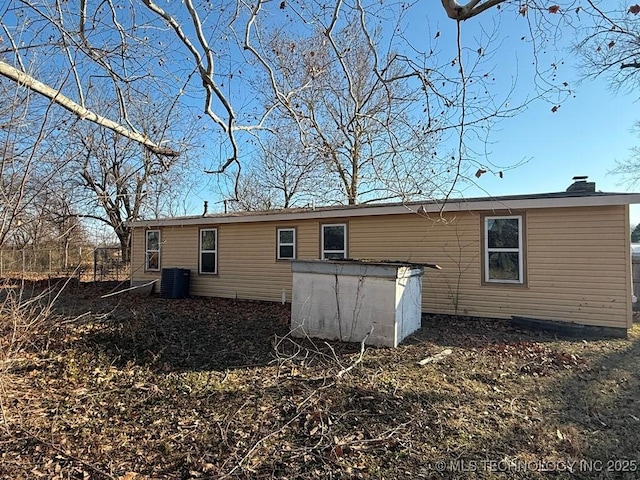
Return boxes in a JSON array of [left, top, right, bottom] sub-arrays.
[[132, 221, 320, 301], [130, 204, 632, 329], [350, 206, 631, 328], [131, 226, 198, 290], [625, 205, 633, 328]]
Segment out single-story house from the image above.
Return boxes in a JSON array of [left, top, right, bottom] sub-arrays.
[[128, 179, 640, 336]]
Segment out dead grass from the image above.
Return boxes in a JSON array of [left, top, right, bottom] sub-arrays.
[[1, 282, 639, 479]]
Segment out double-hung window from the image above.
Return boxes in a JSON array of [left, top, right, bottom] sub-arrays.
[[199, 228, 217, 274], [484, 215, 524, 284], [145, 230, 160, 271], [277, 228, 296, 260], [322, 224, 347, 259]]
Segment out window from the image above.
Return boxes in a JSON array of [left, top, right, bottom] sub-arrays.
[[145, 230, 160, 271], [199, 228, 217, 274], [322, 223, 347, 259], [484, 215, 524, 284], [277, 228, 296, 260]]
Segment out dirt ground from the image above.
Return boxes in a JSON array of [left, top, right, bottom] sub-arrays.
[[1, 281, 639, 479]]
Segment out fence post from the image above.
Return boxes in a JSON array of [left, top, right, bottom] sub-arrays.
[[49, 249, 52, 275], [0, 250, 3, 277], [93, 249, 97, 282], [77, 246, 83, 283], [22, 249, 25, 280]]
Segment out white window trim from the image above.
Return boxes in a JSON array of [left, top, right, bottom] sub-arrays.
[[199, 228, 218, 275], [484, 215, 523, 284], [321, 223, 347, 259], [277, 227, 296, 260], [145, 230, 161, 271]]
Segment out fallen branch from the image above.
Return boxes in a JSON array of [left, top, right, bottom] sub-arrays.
[[219, 383, 333, 479], [336, 325, 373, 378], [100, 279, 158, 298], [14, 427, 116, 480], [418, 348, 453, 365]]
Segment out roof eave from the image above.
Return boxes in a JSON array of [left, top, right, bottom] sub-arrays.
[[127, 193, 640, 228]]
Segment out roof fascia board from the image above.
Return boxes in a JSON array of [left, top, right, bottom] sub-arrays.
[[129, 194, 640, 228]]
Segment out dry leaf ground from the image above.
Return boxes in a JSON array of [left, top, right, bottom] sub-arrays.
[[1, 281, 639, 479]]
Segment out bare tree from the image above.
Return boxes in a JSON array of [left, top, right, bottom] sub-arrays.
[[69, 95, 193, 262], [0, 61, 176, 157], [0, 1, 182, 155], [1, 0, 265, 175], [8, 185, 86, 255], [2, 0, 627, 203], [577, 4, 640, 90], [229, 174, 276, 212], [576, 2, 640, 91], [610, 121, 640, 185], [257, 23, 449, 205], [0, 0, 566, 183], [0, 75, 72, 248], [233, 0, 577, 203], [574, 5, 640, 183], [230, 124, 330, 211]]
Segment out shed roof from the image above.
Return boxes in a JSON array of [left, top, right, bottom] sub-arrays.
[[128, 189, 640, 228]]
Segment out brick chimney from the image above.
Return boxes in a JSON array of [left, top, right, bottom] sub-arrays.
[[566, 176, 596, 194]]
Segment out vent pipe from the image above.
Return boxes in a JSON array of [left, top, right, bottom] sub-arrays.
[[202, 200, 208, 216]]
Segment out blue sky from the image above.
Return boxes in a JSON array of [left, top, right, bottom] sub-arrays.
[[110, 2, 636, 223], [5, 1, 638, 222], [412, 5, 640, 224], [462, 77, 638, 197]]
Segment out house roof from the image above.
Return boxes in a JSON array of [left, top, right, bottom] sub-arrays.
[[128, 190, 640, 228]]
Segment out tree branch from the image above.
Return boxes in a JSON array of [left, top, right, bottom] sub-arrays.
[[440, 0, 507, 20], [0, 61, 179, 157]]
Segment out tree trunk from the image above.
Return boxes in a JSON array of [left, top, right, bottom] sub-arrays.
[[116, 228, 132, 264]]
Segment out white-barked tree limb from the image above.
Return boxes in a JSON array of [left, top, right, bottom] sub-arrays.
[[440, 0, 507, 20], [0, 60, 179, 157]]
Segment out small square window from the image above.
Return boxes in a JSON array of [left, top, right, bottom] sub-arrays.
[[277, 228, 296, 260]]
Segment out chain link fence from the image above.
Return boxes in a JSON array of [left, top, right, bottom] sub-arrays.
[[0, 246, 130, 282]]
